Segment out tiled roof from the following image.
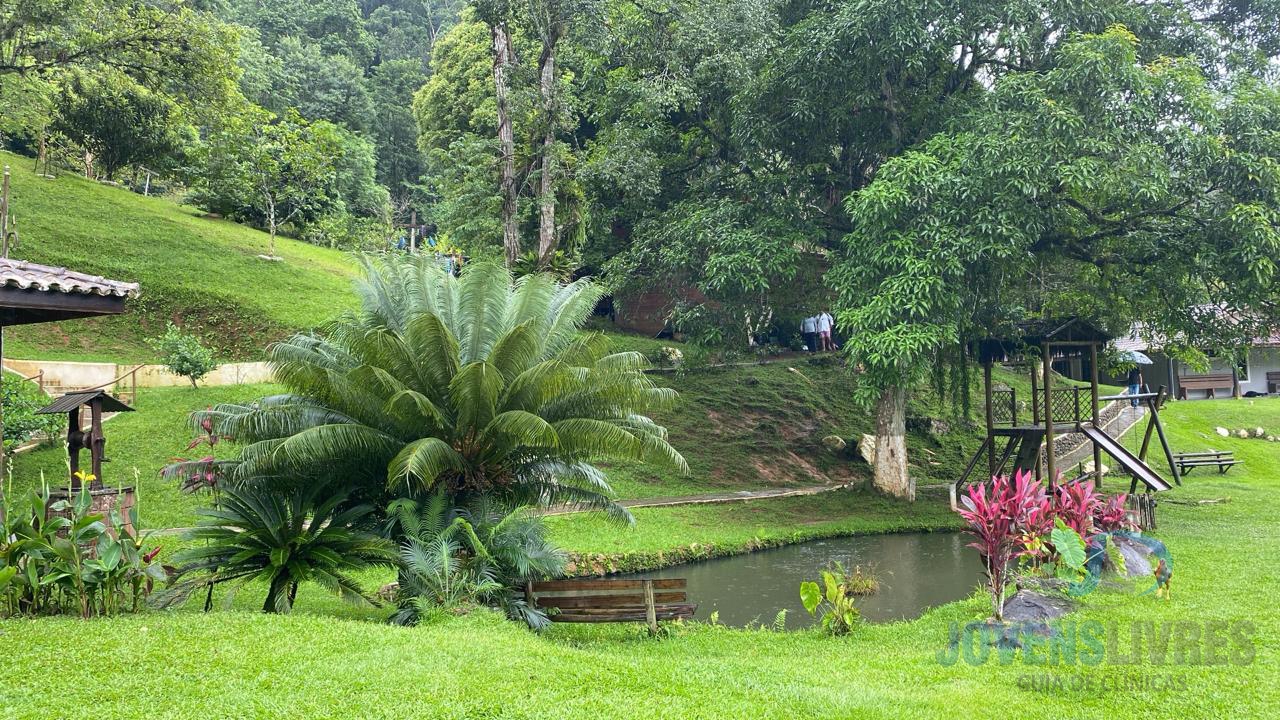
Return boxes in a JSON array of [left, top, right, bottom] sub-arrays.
[[0, 258, 139, 298]]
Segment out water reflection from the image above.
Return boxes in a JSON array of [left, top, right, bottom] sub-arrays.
[[629, 531, 980, 628]]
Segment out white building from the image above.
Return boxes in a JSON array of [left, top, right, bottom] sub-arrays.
[[1112, 333, 1280, 399]]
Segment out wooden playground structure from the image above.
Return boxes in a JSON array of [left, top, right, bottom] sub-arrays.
[[951, 319, 1179, 519]]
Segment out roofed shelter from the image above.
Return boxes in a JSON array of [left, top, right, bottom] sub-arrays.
[[0, 257, 139, 468]]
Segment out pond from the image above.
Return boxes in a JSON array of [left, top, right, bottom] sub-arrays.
[[629, 531, 981, 629]]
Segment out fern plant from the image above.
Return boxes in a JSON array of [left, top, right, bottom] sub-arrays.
[[169, 257, 687, 520]]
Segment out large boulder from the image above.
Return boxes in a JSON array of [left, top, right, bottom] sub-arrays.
[[1215, 426, 1230, 437], [1237, 429, 1251, 439], [1254, 427, 1266, 438], [858, 433, 876, 464], [1109, 534, 1159, 578], [822, 435, 847, 453], [1002, 590, 1075, 623]]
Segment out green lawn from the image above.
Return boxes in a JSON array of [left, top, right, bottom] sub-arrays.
[[3, 398, 1278, 718], [0, 151, 356, 361]]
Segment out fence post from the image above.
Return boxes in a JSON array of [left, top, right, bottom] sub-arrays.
[[644, 579, 657, 635]]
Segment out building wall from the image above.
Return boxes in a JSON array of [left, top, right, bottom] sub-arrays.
[[3, 359, 273, 391], [1109, 347, 1280, 399], [1239, 348, 1280, 394]]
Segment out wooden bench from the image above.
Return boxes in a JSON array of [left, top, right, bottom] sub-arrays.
[[1177, 373, 1235, 400], [1173, 451, 1238, 475], [1267, 371, 1280, 394], [525, 578, 696, 633]]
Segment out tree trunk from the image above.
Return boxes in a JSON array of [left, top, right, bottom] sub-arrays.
[[536, 40, 558, 265], [492, 22, 520, 266], [266, 196, 277, 258], [872, 385, 913, 501]]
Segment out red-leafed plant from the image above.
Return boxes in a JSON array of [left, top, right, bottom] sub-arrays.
[[1052, 480, 1104, 539], [1092, 492, 1135, 533], [161, 407, 233, 495], [957, 470, 1052, 621]]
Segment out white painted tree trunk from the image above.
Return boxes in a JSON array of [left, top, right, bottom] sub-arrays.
[[872, 384, 914, 501]]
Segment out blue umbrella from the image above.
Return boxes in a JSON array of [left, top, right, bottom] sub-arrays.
[[1119, 349, 1154, 365]]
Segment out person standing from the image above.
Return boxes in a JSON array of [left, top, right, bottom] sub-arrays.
[[801, 315, 818, 352], [816, 310, 836, 351], [1126, 366, 1144, 408]]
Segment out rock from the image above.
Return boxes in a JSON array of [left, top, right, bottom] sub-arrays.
[[1083, 460, 1110, 478], [1111, 535, 1156, 578], [376, 582, 400, 602], [1269, 436, 1278, 443], [1254, 427, 1266, 438], [1237, 429, 1251, 439], [1002, 590, 1075, 623], [821, 435, 847, 453], [1215, 427, 1230, 437], [858, 433, 876, 464]]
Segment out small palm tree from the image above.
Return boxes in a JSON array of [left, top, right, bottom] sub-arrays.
[[192, 258, 687, 519], [157, 482, 397, 613], [386, 490, 565, 627]]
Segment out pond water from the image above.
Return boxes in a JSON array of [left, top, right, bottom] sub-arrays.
[[629, 531, 981, 629]]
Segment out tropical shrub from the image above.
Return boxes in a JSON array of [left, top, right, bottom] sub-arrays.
[[1, 476, 165, 618], [149, 323, 218, 388], [956, 470, 1052, 621], [799, 562, 862, 635], [1051, 480, 1105, 538], [157, 482, 396, 613], [385, 490, 564, 628], [0, 374, 62, 452], [1093, 493, 1135, 533], [180, 258, 686, 519]]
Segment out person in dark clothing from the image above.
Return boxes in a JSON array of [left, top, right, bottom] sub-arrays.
[[1127, 367, 1143, 408]]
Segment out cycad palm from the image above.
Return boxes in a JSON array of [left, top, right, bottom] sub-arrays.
[[196, 258, 687, 519], [157, 483, 397, 613]]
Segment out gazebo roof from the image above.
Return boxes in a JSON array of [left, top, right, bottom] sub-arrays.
[[36, 389, 135, 415], [976, 317, 1114, 364], [0, 258, 139, 326]]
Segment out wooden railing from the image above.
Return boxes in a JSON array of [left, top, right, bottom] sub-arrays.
[[83, 364, 144, 406], [18, 368, 45, 394]]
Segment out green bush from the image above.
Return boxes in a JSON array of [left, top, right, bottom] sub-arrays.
[[149, 323, 218, 388], [0, 374, 62, 451]]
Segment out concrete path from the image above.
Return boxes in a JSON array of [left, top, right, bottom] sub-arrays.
[[539, 483, 848, 516]]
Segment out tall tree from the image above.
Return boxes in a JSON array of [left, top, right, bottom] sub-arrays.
[[194, 108, 341, 257], [53, 70, 193, 179], [474, 0, 521, 264], [831, 26, 1280, 499]]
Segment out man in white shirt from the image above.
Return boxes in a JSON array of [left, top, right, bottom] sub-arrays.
[[816, 311, 835, 351], [801, 315, 818, 352]]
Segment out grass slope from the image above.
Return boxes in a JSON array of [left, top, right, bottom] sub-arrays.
[[3, 399, 1277, 718], [0, 151, 356, 361], [6, 358, 991, 529]]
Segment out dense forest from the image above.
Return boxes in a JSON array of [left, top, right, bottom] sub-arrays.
[[5, 0, 1280, 498]]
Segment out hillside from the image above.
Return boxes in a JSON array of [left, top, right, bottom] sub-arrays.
[[7, 355, 992, 528], [0, 151, 357, 362]]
